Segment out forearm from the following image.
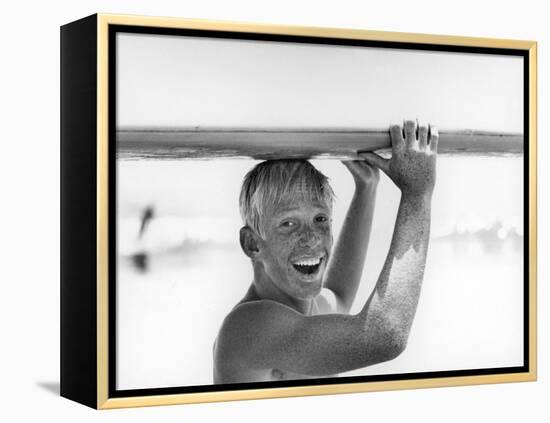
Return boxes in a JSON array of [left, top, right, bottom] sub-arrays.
[[323, 183, 377, 312], [360, 192, 432, 355]]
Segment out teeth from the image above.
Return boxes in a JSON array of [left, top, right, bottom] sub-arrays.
[[294, 257, 321, 266]]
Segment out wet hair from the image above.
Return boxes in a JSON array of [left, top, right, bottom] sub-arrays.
[[239, 159, 335, 236]]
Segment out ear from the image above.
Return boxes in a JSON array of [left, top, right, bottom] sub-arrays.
[[239, 226, 261, 259]]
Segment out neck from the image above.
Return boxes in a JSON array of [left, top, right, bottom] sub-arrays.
[[251, 262, 314, 315]]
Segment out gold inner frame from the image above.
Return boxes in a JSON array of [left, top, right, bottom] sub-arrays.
[[95, 13, 537, 409]]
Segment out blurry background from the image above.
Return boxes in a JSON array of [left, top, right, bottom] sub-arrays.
[[116, 33, 524, 389]]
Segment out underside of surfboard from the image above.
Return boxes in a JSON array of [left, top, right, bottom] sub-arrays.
[[117, 127, 523, 160]]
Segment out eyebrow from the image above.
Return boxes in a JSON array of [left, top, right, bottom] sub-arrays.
[[275, 204, 330, 214]]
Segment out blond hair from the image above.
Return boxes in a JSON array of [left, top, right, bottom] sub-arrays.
[[239, 160, 335, 236]]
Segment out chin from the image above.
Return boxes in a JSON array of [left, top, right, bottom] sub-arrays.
[[288, 269, 325, 300]]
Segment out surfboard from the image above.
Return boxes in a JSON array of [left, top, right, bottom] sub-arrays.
[[116, 126, 523, 160]]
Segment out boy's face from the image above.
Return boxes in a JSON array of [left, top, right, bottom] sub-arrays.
[[257, 192, 333, 300]]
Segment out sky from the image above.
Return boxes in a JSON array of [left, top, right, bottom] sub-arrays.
[[117, 32, 523, 133]]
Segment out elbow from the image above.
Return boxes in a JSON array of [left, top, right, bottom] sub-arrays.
[[365, 324, 409, 364], [383, 332, 408, 361]]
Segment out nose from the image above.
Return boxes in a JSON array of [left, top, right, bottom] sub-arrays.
[[298, 228, 321, 248]]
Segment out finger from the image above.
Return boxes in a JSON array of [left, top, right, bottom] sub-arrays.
[[418, 124, 429, 150], [403, 119, 417, 148], [361, 161, 380, 179], [359, 152, 390, 177], [341, 160, 359, 172], [390, 124, 405, 152], [353, 161, 380, 182], [429, 125, 439, 153], [355, 160, 380, 177], [343, 160, 380, 182], [358, 160, 379, 172], [343, 160, 370, 174]]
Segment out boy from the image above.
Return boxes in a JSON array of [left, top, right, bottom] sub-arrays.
[[213, 120, 438, 383]]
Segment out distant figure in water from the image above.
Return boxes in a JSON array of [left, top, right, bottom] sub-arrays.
[[139, 205, 155, 238], [132, 205, 155, 272], [213, 120, 438, 383]]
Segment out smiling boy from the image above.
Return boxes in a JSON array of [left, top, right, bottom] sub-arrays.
[[213, 120, 438, 383]]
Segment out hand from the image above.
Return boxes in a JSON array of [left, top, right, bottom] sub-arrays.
[[360, 120, 438, 197], [342, 160, 380, 190]]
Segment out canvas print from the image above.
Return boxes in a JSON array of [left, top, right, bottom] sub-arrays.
[[114, 31, 524, 391]]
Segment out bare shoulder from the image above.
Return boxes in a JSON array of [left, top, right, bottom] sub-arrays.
[[216, 289, 336, 353], [213, 299, 297, 383], [216, 299, 295, 349]]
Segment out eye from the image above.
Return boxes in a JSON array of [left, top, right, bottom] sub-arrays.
[[315, 215, 329, 223], [280, 220, 296, 228]]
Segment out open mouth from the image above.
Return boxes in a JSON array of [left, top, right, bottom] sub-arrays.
[[292, 257, 323, 275]]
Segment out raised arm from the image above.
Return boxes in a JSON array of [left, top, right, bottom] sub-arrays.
[[358, 120, 437, 354], [322, 162, 379, 313]]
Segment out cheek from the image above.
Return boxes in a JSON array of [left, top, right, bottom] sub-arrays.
[[319, 227, 333, 246], [275, 237, 296, 262], [264, 234, 294, 264]]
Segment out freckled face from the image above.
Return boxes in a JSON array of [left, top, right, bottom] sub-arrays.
[[257, 196, 333, 300]]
